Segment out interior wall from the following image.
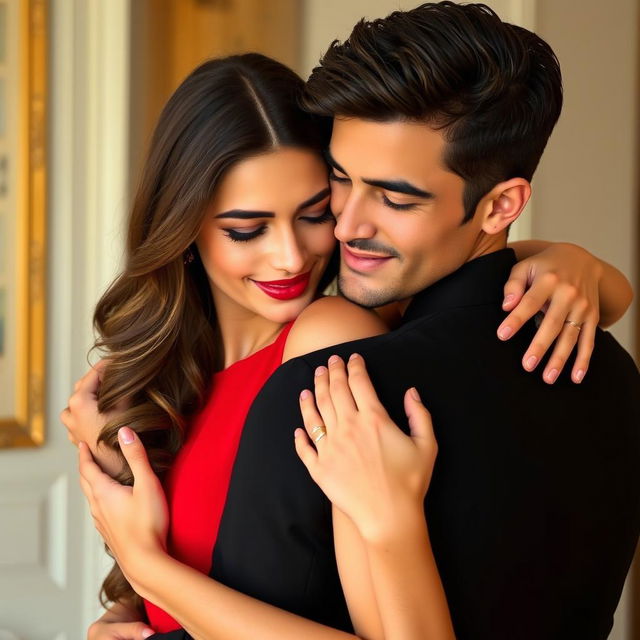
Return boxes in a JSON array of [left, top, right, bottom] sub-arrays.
[[533, 0, 638, 357]]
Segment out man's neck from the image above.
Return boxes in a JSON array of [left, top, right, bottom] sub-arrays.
[[391, 232, 508, 317]]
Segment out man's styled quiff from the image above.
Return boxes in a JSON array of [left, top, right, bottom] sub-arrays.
[[302, 1, 563, 222]]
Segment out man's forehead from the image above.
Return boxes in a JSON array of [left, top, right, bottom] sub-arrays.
[[329, 117, 449, 177]]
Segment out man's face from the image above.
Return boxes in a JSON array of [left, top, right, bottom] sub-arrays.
[[329, 117, 487, 308]]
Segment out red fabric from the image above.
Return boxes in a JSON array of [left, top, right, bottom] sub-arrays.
[[144, 323, 294, 632]]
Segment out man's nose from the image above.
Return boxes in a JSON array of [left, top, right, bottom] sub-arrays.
[[333, 192, 377, 243]]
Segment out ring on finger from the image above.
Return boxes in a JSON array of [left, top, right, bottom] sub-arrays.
[[311, 425, 326, 435], [314, 431, 327, 444], [564, 319, 583, 331]]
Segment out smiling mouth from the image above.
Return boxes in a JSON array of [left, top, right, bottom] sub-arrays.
[[252, 271, 312, 300], [341, 245, 394, 273]]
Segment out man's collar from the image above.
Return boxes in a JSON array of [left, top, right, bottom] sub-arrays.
[[402, 248, 517, 323]]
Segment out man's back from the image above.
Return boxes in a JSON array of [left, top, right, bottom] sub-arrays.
[[213, 250, 640, 639]]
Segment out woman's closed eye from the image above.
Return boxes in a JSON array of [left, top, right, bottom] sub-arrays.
[[223, 225, 267, 243], [300, 205, 335, 224], [329, 170, 351, 184]]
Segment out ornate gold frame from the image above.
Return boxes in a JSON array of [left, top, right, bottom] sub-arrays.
[[0, 0, 46, 447]]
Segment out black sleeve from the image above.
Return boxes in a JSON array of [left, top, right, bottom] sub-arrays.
[[211, 356, 354, 632]]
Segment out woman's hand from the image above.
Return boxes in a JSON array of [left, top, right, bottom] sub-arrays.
[[61, 361, 124, 476], [499, 242, 605, 384], [294, 353, 435, 541], [88, 619, 154, 640], [78, 427, 169, 591]]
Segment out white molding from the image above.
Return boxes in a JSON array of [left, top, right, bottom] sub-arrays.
[[61, 0, 131, 629]]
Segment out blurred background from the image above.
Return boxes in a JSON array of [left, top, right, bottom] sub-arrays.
[[0, 0, 638, 638]]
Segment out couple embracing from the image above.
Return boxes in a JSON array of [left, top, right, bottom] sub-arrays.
[[63, 3, 640, 639]]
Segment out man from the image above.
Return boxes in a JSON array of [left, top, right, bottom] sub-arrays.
[[76, 3, 639, 639], [207, 3, 640, 638]]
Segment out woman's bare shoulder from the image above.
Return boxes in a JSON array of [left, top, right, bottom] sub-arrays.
[[282, 296, 388, 362]]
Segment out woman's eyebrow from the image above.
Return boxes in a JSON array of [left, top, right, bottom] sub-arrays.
[[215, 188, 331, 219], [296, 187, 331, 212], [215, 210, 275, 219]]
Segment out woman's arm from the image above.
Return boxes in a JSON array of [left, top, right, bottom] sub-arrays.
[[508, 240, 633, 327], [503, 240, 633, 383], [295, 356, 455, 640], [79, 434, 360, 640]]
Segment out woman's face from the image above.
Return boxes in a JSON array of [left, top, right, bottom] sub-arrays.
[[196, 147, 335, 325]]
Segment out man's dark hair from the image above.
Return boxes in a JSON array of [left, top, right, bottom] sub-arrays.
[[302, 1, 563, 222]]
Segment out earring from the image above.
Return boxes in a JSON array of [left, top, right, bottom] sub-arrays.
[[183, 247, 195, 265]]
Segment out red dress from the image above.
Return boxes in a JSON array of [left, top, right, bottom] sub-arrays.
[[144, 323, 294, 632]]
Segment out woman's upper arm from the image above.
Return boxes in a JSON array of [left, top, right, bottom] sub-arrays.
[[283, 296, 388, 362]]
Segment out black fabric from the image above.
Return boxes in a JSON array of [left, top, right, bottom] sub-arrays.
[[157, 249, 640, 639]]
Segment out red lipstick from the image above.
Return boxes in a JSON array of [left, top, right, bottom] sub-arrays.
[[252, 271, 311, 300]]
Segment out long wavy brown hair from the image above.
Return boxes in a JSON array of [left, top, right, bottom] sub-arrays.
[[92, 53, 331, 611]]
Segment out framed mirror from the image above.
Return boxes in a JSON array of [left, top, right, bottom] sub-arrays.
[[0, 0, 46, 447]]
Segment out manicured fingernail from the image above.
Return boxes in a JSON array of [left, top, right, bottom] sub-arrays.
[[503, 294, 515, 307], [119, 426, 134, 444], [300, 389, 311, 400], [498, 325, 513, 340], [410, 387, 421, 402], [525, 355, 538, 371], [294, 428, 303, 439], [328, 355, 340, 366], [545, 368, 559, 384], [142, 630, 155, 639], [574, 369, 585, 383], [315, 366, 327, 377], [349, 353, 360, 361]]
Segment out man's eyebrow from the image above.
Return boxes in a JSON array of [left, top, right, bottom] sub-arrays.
[[215, 210, 275, 219], [296, 187, 331, 212], [324, 149, 348, 175], [363, 179, 435, 199], [325, 149, 434, 199]]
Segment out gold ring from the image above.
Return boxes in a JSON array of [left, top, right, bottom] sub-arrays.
[[313, 430, 327, 444], [311, 425, 326, 434], [564, 319, 583, 331]]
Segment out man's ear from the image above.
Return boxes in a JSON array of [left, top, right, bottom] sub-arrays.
[[476, 178, 531, 235]]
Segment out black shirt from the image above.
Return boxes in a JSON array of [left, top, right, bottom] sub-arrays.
[[157, 249, 640, 640]]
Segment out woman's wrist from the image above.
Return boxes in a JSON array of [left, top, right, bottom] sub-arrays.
[[357, 498, 428, 546]]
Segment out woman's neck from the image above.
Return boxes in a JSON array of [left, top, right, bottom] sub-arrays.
[[214, 301, 285, 370]]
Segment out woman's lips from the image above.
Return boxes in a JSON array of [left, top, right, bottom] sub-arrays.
[[252, 271, 312, 300], [341, 245, 394, 273]]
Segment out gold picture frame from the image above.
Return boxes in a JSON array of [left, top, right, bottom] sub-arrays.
[[0, 0, 46, 447]]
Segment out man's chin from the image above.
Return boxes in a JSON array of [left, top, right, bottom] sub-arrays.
[[337, 275, 397, 309]]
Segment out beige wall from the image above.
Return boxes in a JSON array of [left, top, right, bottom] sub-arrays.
[[534, 0, 638, 357]]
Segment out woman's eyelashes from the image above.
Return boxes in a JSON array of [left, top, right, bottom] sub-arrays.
[[329, 171, 350, 184], [300, 206, 335, 224], [224, 226, 267, 243], [223, 206, 335, 243]]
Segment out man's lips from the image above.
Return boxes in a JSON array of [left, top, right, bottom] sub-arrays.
[[341, 245, 394, 273], [252, 271, 312, 300]]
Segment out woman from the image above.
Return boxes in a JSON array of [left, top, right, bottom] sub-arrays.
[[63, 53, 632, 639]]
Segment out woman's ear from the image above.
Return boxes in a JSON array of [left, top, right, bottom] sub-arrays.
[[476, 178, 531, 235]]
